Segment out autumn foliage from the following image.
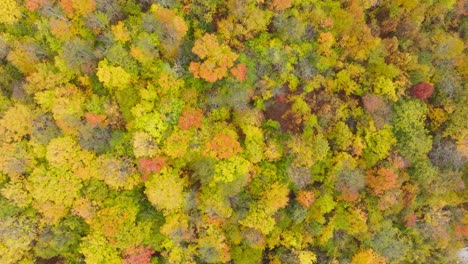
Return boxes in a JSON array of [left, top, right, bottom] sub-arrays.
[[204, 132, 242, 160], [366, 167, 399, 195], [123, 246, 155, 264], [178, 108, 203, 130], [409, 82, 434, 102], [189, 34, 239, 83], [296, 190, 315, 208], [0, 1, 465, 263], [138, 156, 166, 178]]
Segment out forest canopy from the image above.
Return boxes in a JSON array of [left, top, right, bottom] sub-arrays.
[[0, 0, 467, 263]]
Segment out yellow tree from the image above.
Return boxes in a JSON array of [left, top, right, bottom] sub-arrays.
[[350, 249, 386, 264], [189, 34, 239, 83], [0, 0, 21, 25], [145, 167, 187, 214], [151, 4, 188, 60]]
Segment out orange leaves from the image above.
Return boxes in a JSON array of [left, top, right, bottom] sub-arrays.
[[85, 113, 107, 128], [138, 156, 166, 179], [59, 0, 95, 17], [366, 167, 399, 195], [204, 132, 242, 160], [192, 34, 219, 60], [189, 33, 242, 83], [230, 63, 247, 81], [296, 190, 315, 208], [25, 0, 47, 12], [271, 0, 292, 11], [178, 108, 203, 130], [151, 4, 188, 59]]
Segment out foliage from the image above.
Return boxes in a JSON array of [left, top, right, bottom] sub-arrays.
[[189, 33, 239, 83], [0, 0, 465, 263]]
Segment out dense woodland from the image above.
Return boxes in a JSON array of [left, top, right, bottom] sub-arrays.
[[0, 0, 467, 263]]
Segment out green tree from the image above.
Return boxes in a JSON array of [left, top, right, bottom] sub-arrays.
[[392, 99, 432, 160]]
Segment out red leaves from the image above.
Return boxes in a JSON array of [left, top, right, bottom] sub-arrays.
[[230, 63, 247, 82], [404, 213, 417, 227], [178, 108, 203, 130], [410, 82, 434, 102], [123, 246, 155, 264], [138, 157, 166, 179]]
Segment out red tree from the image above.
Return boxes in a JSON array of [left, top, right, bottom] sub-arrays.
[[410, 82, 434, 102], [123, 246, 155, 264]]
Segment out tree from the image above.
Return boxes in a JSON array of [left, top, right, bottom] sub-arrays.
[[144, 167, 187, 214], [366, 167, 399, 195], [138, 156, 166, 177], [178, 108, 203, 130], [296, 190, 315, 208], [26, 166, 82, 222], [239, 207, 276, 235], [363, 126, 396, 167], [189, 33, 239, 83], [259, 182, 289, 214], [350, 249, 386, 264], [80, 232, 121, 264], [123, 246, 155, 264], [230, 63, 248, 81], [151, 4, 188, 60], [0, 104, 33, 144], [0, 215, 38, 264], [212, 156, 250, 184], [0, 0, 21, 25], [0, 142, 34, 179], [392, 99, 432, 160], [97, 155, 139, 190], [25, 0, 48, 12], [271, 0, 292, 11], [409, 82, 434, 102], [204, 131, 242, 160], [96, 59, 132, 91]]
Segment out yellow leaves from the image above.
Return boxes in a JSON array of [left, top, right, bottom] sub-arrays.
[[189, 33, 239, 83], [297, 250, 317, 264], [7, 43, 40, 75], [0, 0, 21, 25], [151, 4, 188, 60], [27, 166, 82, 223], [96, 59, 131, 90], [350, 249, 386, 264], [260, 182, 289, 214], [0, 104, 33, 144], [239, 207, 276, 235], [59, 0, 96, 17], [145, 167, 187, 214], [111, 21, 131, 43]]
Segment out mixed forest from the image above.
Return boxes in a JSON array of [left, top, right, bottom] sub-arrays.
[[0, 0, 467, 263]]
